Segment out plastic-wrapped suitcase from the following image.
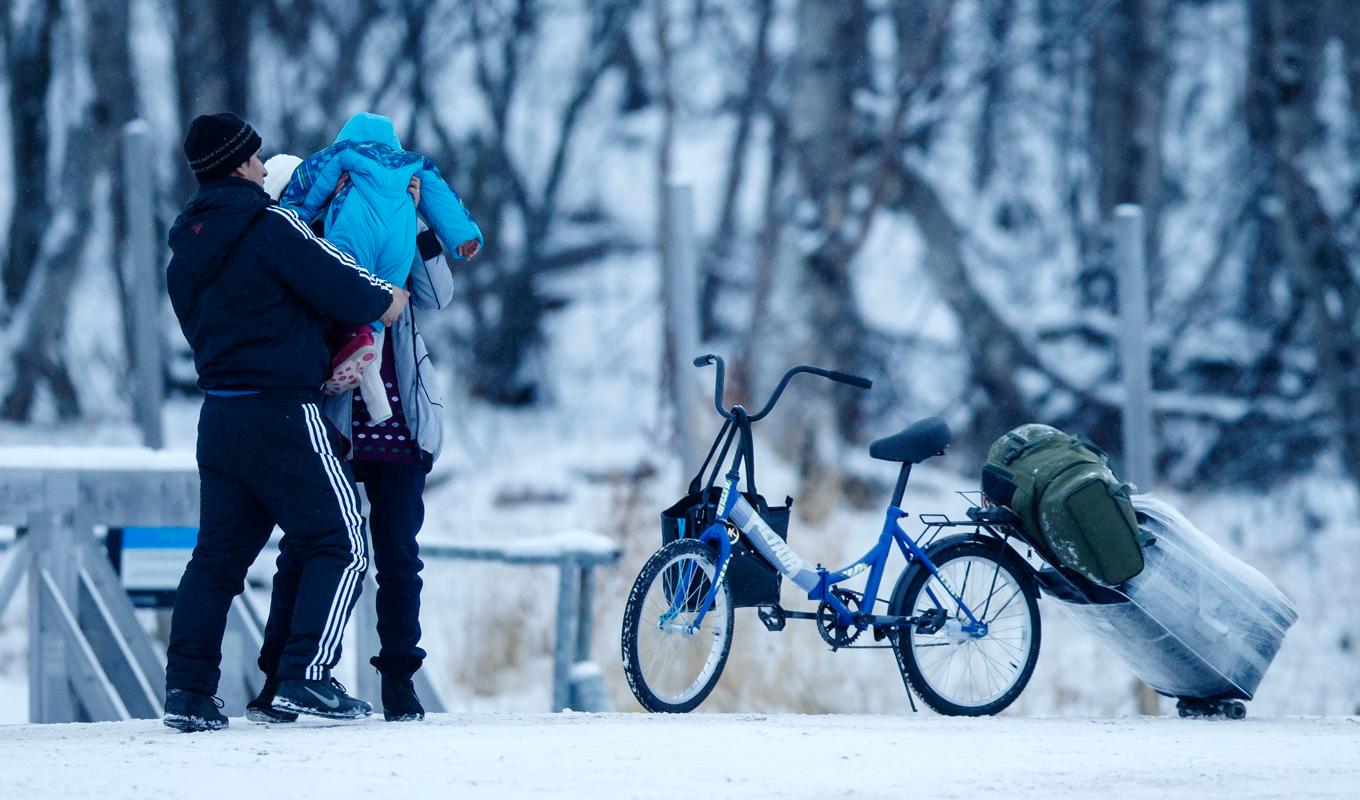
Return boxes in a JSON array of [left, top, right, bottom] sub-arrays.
[[1036, 496, 1297, 717]]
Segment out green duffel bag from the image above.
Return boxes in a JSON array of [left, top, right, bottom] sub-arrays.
[[980, 423, 1147, 587]]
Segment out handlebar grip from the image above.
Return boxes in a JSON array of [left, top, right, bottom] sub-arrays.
[[824, 370, 872, 390], [694, 354, 717, 368]]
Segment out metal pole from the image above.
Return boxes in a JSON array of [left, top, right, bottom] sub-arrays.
[[665, 183, 701, 472], [123, 121, 164, 450], [1115, 204, 1160, 716], [575, 567, 593, 664], [1115, 205, 1154, 490]]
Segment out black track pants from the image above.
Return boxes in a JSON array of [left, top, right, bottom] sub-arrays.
[[259, 460, 428, 678], [165, 393, 368, 695]]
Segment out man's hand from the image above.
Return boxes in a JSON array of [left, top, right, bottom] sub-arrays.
[[407, 176, 421, 206], [380, 286, 411, 326], [456, 239, 481, 259]]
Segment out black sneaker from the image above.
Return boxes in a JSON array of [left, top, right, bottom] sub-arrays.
[[246, 679, 297, 723], [380, 674, 425, 722], [272, 678, 372, 720], [163, 689, 229, 732]]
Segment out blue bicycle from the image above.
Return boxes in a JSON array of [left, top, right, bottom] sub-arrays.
[[621, 356, 1042, 715]]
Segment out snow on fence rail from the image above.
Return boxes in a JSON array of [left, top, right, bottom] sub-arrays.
[[0, 450, 619, 722]]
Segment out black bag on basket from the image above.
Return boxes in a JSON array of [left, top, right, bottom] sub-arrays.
[[659, 417, 791, 608]]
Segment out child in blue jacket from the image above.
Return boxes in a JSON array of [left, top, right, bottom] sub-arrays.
[[280, 113, 482, 421]]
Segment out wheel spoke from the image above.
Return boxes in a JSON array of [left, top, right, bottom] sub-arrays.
[[625, 547, 732, 709], [898, 553, 1036, 712]]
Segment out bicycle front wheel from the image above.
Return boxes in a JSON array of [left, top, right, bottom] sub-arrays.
[[889, 537, 1041, 716], [621, 539, 734, 712]]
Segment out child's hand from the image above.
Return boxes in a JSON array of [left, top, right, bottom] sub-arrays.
[[456, 239, 481, 259], [407, 176, 421, 205]]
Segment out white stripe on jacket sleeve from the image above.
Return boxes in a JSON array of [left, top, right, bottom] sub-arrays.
[[266, 205, 391, 291]]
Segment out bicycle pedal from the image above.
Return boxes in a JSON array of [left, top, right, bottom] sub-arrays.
[[757, 605, 786, 632]]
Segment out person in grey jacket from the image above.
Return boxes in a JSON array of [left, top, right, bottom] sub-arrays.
[[253, 164, 473, 723]]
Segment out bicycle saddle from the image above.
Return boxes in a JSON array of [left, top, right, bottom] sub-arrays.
[[869, 417, 952, 463]]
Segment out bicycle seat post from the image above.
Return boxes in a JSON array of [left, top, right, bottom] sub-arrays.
[[890, 463, 912, 510]]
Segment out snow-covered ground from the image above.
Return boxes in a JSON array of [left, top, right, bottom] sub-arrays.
[[1, 713, 1354, 799]]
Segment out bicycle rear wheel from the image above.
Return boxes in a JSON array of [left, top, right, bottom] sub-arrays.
[[889, 537, 1041, 716], [621, 539, 734, 712]]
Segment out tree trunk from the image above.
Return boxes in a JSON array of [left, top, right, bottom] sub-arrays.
[[896, 165, 1034, 448], [973, 1, 1013, 189], [1250, 0, 1360, 485], [2, 0, 101, 420], [87, 0, 136, 400], [173, 0, 253, 198], [3, 0, 56, 308], [788, 0, 870, 435], [778, 0, 871, 517], [699, 0, 774, 342], [1089, 0, 1169, 290]]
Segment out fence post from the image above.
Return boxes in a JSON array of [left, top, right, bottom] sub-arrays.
[[552, 561, 581, 712], [575, 567, 594, 665], [122, 121, 164, 450], [664, 183, 702, 472], [29, 515, 76, 722], [567, 564, 612, 712], [1115, 204, 1160, 716]]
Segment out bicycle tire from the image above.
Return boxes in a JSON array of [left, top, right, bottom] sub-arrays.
[[889, 537, 1041, 716], [621, 539, 734, 712]]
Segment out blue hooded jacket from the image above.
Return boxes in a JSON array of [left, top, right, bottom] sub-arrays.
[[280, 113, 482, 326]]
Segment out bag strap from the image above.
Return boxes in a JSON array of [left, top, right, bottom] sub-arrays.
[[688, 418, 736, 495], [734, 407, 758, 498], [1074, 433, 1111, 460], [1003, 431, 1061, 464]]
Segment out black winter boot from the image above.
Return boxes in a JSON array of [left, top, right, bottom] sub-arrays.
[[371, 655, 425, 722], [272, 677, 373, 720], [246, 678, 297, 723], [163, 689, 229, 732]]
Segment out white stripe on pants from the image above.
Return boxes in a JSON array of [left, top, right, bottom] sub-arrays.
[[300, 403, 368, 681]]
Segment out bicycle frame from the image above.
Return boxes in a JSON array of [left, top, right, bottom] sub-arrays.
[[665, 470, 989, 637], [659, 354, 987, 641]]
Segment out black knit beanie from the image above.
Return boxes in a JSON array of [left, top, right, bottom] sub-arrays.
[[183, 113, 262, 184]]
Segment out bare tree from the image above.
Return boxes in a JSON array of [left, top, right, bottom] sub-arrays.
[[2, 0, 57, 309], [1089, 0, 1169, 288], [1245, 0, 1360, 483], [2, 0, 127, 420], [454, 0, 642, 404]]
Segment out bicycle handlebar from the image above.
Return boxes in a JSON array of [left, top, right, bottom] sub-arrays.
[[693, 354, 872, 421]]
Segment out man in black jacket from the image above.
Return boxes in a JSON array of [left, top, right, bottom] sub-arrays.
[[162, 112, 409, 732]]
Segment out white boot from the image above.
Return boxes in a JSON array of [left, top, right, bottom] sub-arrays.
[[359, 330, 392, 424]]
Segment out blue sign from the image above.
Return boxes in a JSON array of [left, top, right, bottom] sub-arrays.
[[111, 527, 199, 608]]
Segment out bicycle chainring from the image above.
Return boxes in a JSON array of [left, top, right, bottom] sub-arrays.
[[816, 588, 864, 648]]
